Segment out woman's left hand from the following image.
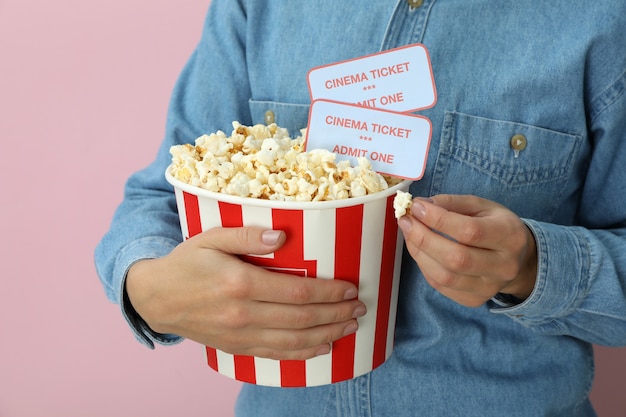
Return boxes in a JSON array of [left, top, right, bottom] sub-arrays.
[[398, 194, 538, 307]]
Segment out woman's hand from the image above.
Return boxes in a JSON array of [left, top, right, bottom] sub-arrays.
[[398, 194, 538, 307], [125, 226, 365, 360]]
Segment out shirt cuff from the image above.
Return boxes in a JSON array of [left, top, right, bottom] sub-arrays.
[[113, 236, 184, 348], [489, 219, 591, 327]]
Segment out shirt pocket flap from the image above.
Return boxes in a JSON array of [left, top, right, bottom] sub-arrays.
[[432, 111, 582, 220]]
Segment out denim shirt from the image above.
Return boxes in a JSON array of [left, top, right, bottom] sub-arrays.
[[94, 1, 626, 416]]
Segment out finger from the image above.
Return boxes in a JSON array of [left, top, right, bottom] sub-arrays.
[[193, 226, 359, 304], [242, 267, 359, 305], [429, 194, 495, 216], [245, 299, 366, 330], [410, 197, 511, 249], [175, 325, 335, 361], [193, 226, 287, 255], [242, 319, 359, 358], [244, 344, 332, 361], [415, 248, 501, 301], [401, 215, 494, 277]]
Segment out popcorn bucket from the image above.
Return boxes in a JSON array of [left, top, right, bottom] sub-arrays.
[[166, 167, 410, 387]]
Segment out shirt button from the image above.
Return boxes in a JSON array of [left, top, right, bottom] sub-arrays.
[[407, 0, 423, 7], [510, 134, 527, 152], [264, 110, 275, 125]]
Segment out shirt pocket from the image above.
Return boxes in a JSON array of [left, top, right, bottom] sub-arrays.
[[248, 99, 310, 136], [430, 111, 582, 221]]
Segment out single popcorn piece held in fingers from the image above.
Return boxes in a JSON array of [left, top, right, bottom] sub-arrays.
[[169, 121, 401, 201], [393, 190, 413, 219]]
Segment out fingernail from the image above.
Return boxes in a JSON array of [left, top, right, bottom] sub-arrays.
[[343, 287, 358, 300], [352, 305, 367, 318], [343, 322, 358, 336], [411, 200, 426, 219], [398, 216, 413, 233], [315, 344, 330, 356], [316, 344, 331, 356], [261, 230, 281, 245]]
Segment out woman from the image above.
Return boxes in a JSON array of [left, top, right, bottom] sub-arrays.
[[96, 1, 626, 415]]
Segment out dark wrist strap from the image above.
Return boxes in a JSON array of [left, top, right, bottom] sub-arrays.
[[493, 292, 525, 306]]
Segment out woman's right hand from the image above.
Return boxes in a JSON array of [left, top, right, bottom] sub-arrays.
[[125, 226, 366, 360]]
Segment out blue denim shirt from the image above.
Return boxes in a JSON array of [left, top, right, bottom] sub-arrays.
[[95, 1, 626, 416]]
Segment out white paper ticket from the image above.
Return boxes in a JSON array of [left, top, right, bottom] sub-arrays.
[[306, 100, 432, 180], [307, 44, 437, 113]]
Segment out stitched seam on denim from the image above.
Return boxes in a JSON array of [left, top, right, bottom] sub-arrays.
[[438, 111, 582, 186], [589, 67, 626, 122], [574, 343, 595, 412]]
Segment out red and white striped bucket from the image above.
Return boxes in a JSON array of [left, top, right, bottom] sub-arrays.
[[166, 168, 410, 387]]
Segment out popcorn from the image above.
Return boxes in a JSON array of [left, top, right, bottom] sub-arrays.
[[393, 190, 413, 219], [169, 122, 401, 201]]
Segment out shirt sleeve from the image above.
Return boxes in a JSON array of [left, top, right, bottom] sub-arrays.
[[490, 69, 626, 347], [94, 0, 252, 347]]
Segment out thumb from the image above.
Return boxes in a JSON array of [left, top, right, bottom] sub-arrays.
[[193, 226, 286, 256], [429, 194, 494, 216]]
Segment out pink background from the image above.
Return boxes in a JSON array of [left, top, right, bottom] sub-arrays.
[[0, 1, 624, 416]]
